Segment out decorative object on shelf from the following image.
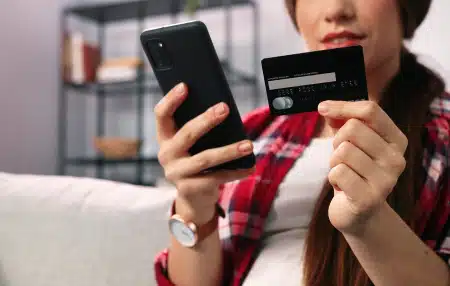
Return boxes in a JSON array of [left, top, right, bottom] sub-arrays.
[[97, 57, 143, 83], [93, 137, 142, 159]]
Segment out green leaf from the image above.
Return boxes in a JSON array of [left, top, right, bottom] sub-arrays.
[[185, 0, 200, 15]]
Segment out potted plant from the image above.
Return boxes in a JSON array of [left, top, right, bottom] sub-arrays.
[[185, 0, 200, 15]]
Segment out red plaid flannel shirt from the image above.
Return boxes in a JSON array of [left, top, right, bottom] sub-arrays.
[[155, 92, 449, 286]]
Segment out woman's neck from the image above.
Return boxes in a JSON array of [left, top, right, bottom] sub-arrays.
[[366, 51, 401, 103]]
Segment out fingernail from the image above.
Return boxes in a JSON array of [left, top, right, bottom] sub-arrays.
[[214, 103, 226, 116], [156, 96, 165, 106], [238, 141, 253, 153], [318, 102, 329, 114], [175, 83, 185, 95]]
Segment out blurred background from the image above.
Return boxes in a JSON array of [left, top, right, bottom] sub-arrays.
[[0, 0, 449, 187]]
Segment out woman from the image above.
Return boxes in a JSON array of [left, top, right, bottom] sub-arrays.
[[153, 0, 449, 285]]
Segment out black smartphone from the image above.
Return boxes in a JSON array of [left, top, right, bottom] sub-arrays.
[[140, 21, 255, 171]]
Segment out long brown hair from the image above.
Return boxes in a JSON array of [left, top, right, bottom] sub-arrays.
[[284, 1, 446, 285]]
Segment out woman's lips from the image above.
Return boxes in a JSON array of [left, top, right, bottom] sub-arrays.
[[323, 38, 363, 49], [321, 31, 366, 49]]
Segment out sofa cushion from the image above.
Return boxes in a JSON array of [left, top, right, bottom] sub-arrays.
[[0, 172, 176, 286]]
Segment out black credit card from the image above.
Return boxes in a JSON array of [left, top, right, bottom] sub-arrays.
[[261, 45, 368, 115]]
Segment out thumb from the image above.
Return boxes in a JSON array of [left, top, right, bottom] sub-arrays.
[[318, 101, 348, 134]]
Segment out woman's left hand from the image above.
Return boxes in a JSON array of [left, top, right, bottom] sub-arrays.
[[318, 100, 409, 235]]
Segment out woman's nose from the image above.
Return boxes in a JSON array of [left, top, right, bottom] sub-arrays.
[[324, 0, 356, 23]]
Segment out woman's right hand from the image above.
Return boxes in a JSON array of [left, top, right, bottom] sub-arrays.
[[154, 82, 256, 223]]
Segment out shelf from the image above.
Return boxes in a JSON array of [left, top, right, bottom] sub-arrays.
[[64, 76, 161, 95], [64, 63, 257, 95], [65, 0, 255, 23], [66, 156, 159, 165], [58, 0, 260, 181]]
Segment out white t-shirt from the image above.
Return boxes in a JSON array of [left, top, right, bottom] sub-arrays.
[[242, 137, 334, 286]]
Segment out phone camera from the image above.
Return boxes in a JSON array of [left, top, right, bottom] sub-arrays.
[[147, 40, 172, 70]]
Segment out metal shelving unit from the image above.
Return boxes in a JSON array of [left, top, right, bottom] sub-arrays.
[[58, 0, 260, 186]]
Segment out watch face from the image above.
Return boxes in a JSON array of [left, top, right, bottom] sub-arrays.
[[169, 218, 197, 247]]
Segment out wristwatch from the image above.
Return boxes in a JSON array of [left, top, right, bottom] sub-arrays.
[[168, 201, 225, 248]]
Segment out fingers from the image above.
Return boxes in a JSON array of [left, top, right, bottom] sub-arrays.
[[330, 141, 400, 197], [154, 83, 256, 206], [164, 140, 254, 181], [328, 163, 373, 215], [330, 141, 375, 180], [332, 118, 384, 155], [333, 119, 407, 177], [154, 83, 187, 143], [169, 102, 229, 155], [318, 100, 408, 154]]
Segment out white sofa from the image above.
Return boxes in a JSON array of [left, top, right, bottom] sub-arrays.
[[0, 172, 177, 286]]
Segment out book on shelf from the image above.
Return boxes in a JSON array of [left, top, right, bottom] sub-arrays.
[[62, 32, 100, 84]]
